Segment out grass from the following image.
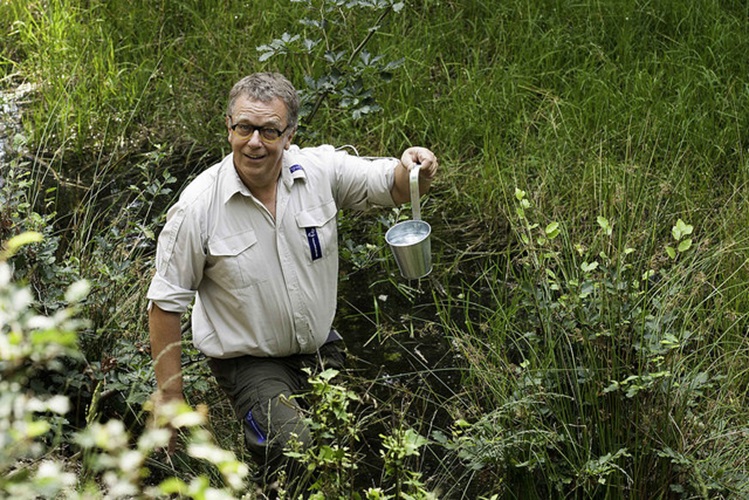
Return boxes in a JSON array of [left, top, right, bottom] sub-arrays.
[[2, 0, 748, 497]]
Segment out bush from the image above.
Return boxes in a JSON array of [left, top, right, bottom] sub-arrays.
[[1, 234, 251, 498]]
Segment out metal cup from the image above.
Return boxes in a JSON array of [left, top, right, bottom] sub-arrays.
[[385, 164, 432, 279]]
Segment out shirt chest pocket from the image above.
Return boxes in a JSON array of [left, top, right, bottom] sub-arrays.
[[295, 200, 338, 263], [206, 230, 268, 288]]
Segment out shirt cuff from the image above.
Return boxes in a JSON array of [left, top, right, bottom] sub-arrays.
[[146, 273, 196, 313]]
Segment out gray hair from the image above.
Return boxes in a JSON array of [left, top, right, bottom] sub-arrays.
[[226, 72, 300, 129]]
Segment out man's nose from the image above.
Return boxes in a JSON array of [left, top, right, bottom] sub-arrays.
[[247, 129, 263, 146]]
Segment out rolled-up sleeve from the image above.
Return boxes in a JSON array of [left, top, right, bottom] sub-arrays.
[[146, 204, 205, 313], [317, 147, 397, 210], [362, 156, 398, 207]]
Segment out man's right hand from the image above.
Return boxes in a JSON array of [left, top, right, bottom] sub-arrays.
[[148, 303, 185, 455], [152, 390, 184, 455]]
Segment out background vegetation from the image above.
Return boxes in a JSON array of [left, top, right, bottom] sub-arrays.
[[1, 0, 748, 498]]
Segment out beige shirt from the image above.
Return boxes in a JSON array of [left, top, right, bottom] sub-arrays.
[[147, 145, 398, 358]]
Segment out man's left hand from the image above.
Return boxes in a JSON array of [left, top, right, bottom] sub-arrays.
[[401, 147, 438, 181]]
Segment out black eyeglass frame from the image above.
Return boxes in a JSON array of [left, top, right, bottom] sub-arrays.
[[227, 116, 290, 143]]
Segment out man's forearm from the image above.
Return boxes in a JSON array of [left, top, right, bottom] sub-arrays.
[[391, 160, 432, 205], [149, 304, 184, 400]]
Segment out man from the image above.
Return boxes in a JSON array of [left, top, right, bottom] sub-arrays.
[[147, 72, 438, 488]]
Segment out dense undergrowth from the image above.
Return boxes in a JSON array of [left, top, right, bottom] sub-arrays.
[[1, 0, 748, 498]]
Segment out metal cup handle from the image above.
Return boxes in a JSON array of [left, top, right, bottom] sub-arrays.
[[410, 163, 421, 221]]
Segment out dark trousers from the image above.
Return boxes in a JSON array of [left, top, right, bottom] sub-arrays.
[[207, 340, 346, 485]]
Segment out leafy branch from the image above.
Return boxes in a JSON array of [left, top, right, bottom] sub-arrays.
[[256, 0, 405, 125]]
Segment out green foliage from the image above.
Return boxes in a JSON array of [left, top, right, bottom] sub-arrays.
[[282, 368, 436, 499], [380, 427, 434, 499], [256, 0, 405, 127], [0, 148, 179, 433], [0, 242, 85, 498], [3, 0, 749, 497], [284, 368, 362, 497], [436, 190, 748, 497], [0, 237, 249, 498], [665, 219, 694, 259]]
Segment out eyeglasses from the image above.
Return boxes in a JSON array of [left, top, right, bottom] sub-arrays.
[[228, 117, 289, 143]]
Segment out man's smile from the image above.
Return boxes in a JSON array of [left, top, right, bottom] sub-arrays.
[[245, 153, 266, 160]]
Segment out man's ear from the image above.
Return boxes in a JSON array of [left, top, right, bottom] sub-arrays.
[[225, 115, 233, 141], [284, 127, 297, 150]]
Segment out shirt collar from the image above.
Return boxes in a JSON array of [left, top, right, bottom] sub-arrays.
[[219, 155, 251, 204], [219, 150, 306, 204]]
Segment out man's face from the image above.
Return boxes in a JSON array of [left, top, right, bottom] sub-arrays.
[[226, 95, 294, 190]]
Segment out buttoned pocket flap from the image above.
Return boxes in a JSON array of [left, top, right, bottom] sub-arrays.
[[295, 200, 337, 228], [208, 230, 258, 256]]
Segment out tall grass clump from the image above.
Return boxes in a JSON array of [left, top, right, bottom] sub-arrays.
[[367, 0, 749, 239], [435, 188, 748, 497]]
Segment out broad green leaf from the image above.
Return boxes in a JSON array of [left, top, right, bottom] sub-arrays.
[[514, 188, 526, 200], [581, 261, 599, 272], [677, 238, 692, 253], [26, 420, 51, 438], [545, 222, 560, 239], [158, 477, 188, 495], [665, 246, 676, 259], [318, 368, 340, 381], [671, 219, 693, 241], [597, 216, 613, 236], [603, 381, 619, 393]]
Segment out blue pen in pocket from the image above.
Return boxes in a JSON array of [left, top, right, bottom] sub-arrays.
[[245, 409, 267, 444]]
